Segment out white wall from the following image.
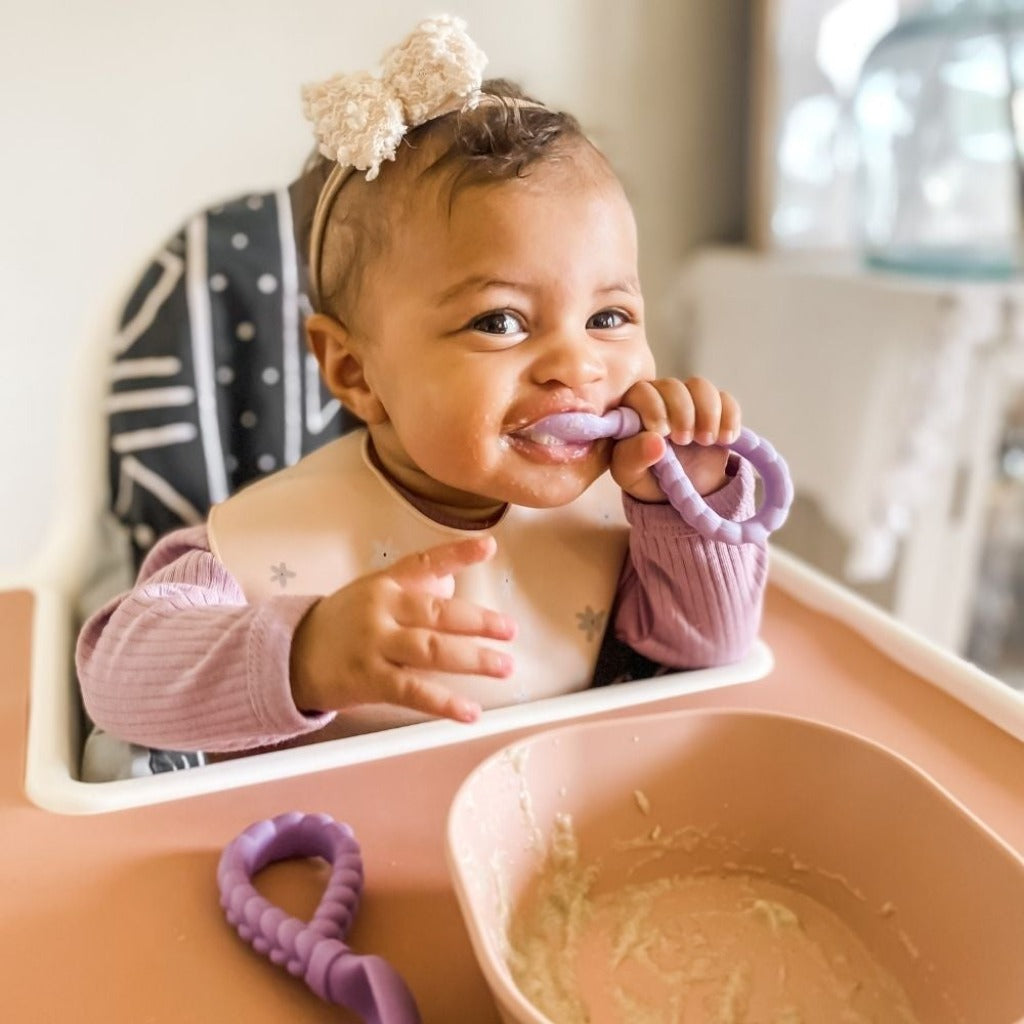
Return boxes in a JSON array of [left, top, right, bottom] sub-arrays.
[[0, 0, 748, 581]]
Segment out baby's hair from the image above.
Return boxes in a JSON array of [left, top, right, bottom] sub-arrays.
[[421, 78, 585, 197], [291, 78, 595, 325]]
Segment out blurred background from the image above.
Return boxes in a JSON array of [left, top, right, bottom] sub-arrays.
[[4, 0, 1024, 688], [0, 0, 749, 572], [683, 0, 1024, 690]]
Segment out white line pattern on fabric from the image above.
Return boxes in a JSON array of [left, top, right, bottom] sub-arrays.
[[113, 455, 203, 524], [110, 356, 183, 381], [115, 250, 185, 355], [111, 423, 199, 453], [185, 215, 229, 503], [275, 188, 302, 467], [106, 386, 196, 413], [305, 352, 341, 434]]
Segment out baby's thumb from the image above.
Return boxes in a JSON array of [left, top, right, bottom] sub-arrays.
[[611, 432, 666, 497]]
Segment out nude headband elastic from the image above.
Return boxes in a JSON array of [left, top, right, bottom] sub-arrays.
[[307, 96, 548, 313]]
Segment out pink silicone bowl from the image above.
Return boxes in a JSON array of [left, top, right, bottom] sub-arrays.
[[446, 709, 1024, 1024]]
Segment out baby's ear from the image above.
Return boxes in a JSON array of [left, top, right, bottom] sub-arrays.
[[305, 314, 387, 424]]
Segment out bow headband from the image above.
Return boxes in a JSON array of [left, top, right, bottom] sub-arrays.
[[302, 15, 488, 309]]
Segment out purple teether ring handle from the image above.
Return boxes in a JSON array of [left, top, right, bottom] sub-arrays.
[[535, 408, 793, 547], [218, 812, 421, 1024]]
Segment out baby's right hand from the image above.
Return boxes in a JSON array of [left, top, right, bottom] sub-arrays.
[[289, 536, 516, 724]]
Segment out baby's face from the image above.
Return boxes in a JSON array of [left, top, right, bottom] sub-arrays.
[[355, 153, 656, 512]]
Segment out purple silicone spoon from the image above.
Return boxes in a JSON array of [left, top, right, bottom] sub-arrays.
[[218, 812, 421, 1024], [534, 407, 793, 547]]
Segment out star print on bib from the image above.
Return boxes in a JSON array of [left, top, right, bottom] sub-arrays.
[[576, 605, 607, 642], [269, 562, 296, 588]]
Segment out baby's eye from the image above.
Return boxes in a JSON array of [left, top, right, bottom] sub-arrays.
[[470, 310, 526, 336], [587, 309, 630, 330]]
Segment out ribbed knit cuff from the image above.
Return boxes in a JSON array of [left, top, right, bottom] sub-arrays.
[[247, 594, 335, 736]]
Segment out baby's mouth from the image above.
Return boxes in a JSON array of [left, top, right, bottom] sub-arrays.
[[506, 422, 599, 463], [511, 425, 573, 447]]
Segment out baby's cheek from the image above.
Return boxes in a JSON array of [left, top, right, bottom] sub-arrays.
[[414, 415, 489, 474], [415, 424, 460, 465], [617, 346, 657, 393], [640, 350, 658, 381]]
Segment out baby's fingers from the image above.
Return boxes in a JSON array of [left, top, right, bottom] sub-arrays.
[[396, 591, 517, 641], [389, 536, 497, 595], [682, 377, 741, 445], [717, 389, 741, 443], [385, 673, 483, 724], [622, 377, 740, 446], [680, 377, 722, 444], [621, 379, 681, 438], [384, 629, 513, 680]]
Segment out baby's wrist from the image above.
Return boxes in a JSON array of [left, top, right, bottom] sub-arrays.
[[289, 599, 329, 713], [683, 449, 732, 497], [697, 454, 739, 496]]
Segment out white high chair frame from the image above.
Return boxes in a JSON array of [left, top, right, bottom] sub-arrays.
[[15, 188, 780, 814], [16, 207, 1024, 815]]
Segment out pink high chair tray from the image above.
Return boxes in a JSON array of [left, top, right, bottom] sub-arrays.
[[447, 708, 1024, 1024], [4, 564, 1024, 1022]]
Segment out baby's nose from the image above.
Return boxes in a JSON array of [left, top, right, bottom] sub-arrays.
[[530, 330, 606, 387]]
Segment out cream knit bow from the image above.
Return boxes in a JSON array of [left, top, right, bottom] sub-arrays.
[[302, 15, 488, 181]]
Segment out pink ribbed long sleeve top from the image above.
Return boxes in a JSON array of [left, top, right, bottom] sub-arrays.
[[77, 462, 767, 752]]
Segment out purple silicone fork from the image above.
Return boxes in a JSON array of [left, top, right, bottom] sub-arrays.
[[534, 408, 793, 547], [218, 812, 421, 1024]]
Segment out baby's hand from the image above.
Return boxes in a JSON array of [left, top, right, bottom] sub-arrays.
[[611, 376, 740, 502], [289, 536, 516, 723]]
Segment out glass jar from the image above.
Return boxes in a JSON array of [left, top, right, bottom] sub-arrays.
[[854, 0, 1024, 277]]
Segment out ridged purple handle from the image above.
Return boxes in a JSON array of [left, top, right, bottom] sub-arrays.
[[535, 408, 793, 547], [218, 812, 421, 1024]]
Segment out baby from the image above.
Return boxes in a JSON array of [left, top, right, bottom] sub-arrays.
[[76, 17, 767, 763]]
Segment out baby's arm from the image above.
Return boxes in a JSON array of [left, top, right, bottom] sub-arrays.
[[76, 524, 330, 752], [77, 529, 516, 752], [606, 375, 767, 667], [613, 459, 768, 668]]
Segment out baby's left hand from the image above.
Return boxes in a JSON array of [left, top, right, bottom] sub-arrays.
[[611, 376, 740, 502]]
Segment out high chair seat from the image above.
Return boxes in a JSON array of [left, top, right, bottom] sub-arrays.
[[81, 187, 361, 780], [108, 187, 359, 568]]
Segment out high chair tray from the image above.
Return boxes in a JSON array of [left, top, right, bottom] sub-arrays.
[[2, 547, 1022, 1023], [24, 596, 772, 814]]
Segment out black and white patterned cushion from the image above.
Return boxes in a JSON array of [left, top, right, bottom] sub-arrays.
[[108, 189, 360, 568]]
